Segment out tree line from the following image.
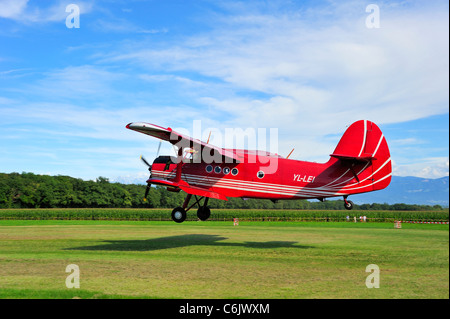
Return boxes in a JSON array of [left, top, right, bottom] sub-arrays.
[[0, 172, 446, 211]]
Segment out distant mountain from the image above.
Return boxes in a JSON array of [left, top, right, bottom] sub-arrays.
[[352, 176, 449, 207]]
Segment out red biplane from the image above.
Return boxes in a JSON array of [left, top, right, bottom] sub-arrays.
[[126, 120, 392, 223]]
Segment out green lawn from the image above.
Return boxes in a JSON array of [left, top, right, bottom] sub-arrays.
[[0, 220, 448, 299]]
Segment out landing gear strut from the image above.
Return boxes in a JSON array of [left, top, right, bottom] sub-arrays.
[[343, 196, 354, 210], [171, 194, 211, 223]]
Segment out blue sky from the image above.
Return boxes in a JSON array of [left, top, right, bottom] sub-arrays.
[[0, 0, 448, 183]]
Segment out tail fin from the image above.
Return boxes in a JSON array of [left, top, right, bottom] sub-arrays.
[[330, 120, 392, 192]]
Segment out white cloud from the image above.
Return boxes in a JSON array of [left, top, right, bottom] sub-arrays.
[[93, 17, 168, 34], [389, 138, 424, 146], [0, 0, 28, 19], [2, 1, 448, 180], [29, 65, 125, 99], [0, 0, 92, 23], [103, 1, 448, 163], [393, 157, 449, 179], [0, 66, 211, 148]]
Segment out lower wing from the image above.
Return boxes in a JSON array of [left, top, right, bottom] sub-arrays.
[[146, 178, 228, 201]]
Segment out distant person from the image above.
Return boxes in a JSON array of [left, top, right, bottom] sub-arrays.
[[354, 216, 357, 223], [346, 215, 350, 222], [363, 215, 367, 222]]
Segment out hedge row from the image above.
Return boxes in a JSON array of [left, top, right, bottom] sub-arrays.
[[0, 208, 448, 222]]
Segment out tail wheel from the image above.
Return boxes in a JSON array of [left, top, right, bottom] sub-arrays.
[[171, 207, 187, 223], [344, 200, 354, 210], [197, 206, 211, 221]]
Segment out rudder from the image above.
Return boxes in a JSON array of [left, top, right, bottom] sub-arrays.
[[331, 120, 392, 191]]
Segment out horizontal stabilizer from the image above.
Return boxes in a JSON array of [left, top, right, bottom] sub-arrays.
[[330, 154, 375, 162]]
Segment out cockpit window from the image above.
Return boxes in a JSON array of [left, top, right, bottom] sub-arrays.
[[153, 156, 172, 164]]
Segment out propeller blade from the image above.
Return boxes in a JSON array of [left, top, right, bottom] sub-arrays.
[[156, 141, 162, 157], [143, 184, 150, 202], [140, 155, 152, 167]]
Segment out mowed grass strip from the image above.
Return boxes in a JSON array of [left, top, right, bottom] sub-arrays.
[[0, 220, 448, 299]]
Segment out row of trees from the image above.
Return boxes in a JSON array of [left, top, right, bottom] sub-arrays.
[[0, 172, 446, 210]]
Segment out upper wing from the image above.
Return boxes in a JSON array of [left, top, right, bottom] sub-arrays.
[[126, 122, 240, 163]]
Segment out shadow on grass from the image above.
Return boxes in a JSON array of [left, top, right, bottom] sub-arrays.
[[65, 234, 313, 251]]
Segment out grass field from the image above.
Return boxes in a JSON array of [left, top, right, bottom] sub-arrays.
[[0, 220, 448, 299]]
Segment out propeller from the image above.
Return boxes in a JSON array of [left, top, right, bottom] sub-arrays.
[[156, 140, 162, 157], [141, 140, 163, 202], [140, 155, 152, 170], [140, 155, 152, 202], [143, 184, 151, 202]]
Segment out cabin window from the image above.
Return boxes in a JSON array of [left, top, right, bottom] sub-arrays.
[[223, 167, 230, 175], [257, 171, 265, 179], [214, 166, 222, 174], [206, 165, 213, 173], [231, 168, 239, 176]]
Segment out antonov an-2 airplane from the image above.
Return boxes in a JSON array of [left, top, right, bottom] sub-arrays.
[[126, 120, 392, 223]]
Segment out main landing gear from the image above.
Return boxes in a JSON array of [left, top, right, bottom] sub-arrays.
[[171, 194, 211, 223], [343, 196, 354, 210]]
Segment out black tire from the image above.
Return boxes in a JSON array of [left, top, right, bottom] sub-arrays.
[[171, 207, 187, 223], [197, 206, 211, 221], [344, 200, 354, 210]]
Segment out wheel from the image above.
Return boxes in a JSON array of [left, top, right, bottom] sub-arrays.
[[171, 207, 187, 223], [197, 206, 211, 221], [344, 200, 354, 210]]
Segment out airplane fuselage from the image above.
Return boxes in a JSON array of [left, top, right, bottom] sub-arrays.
[[150, 153, 391, 201]]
